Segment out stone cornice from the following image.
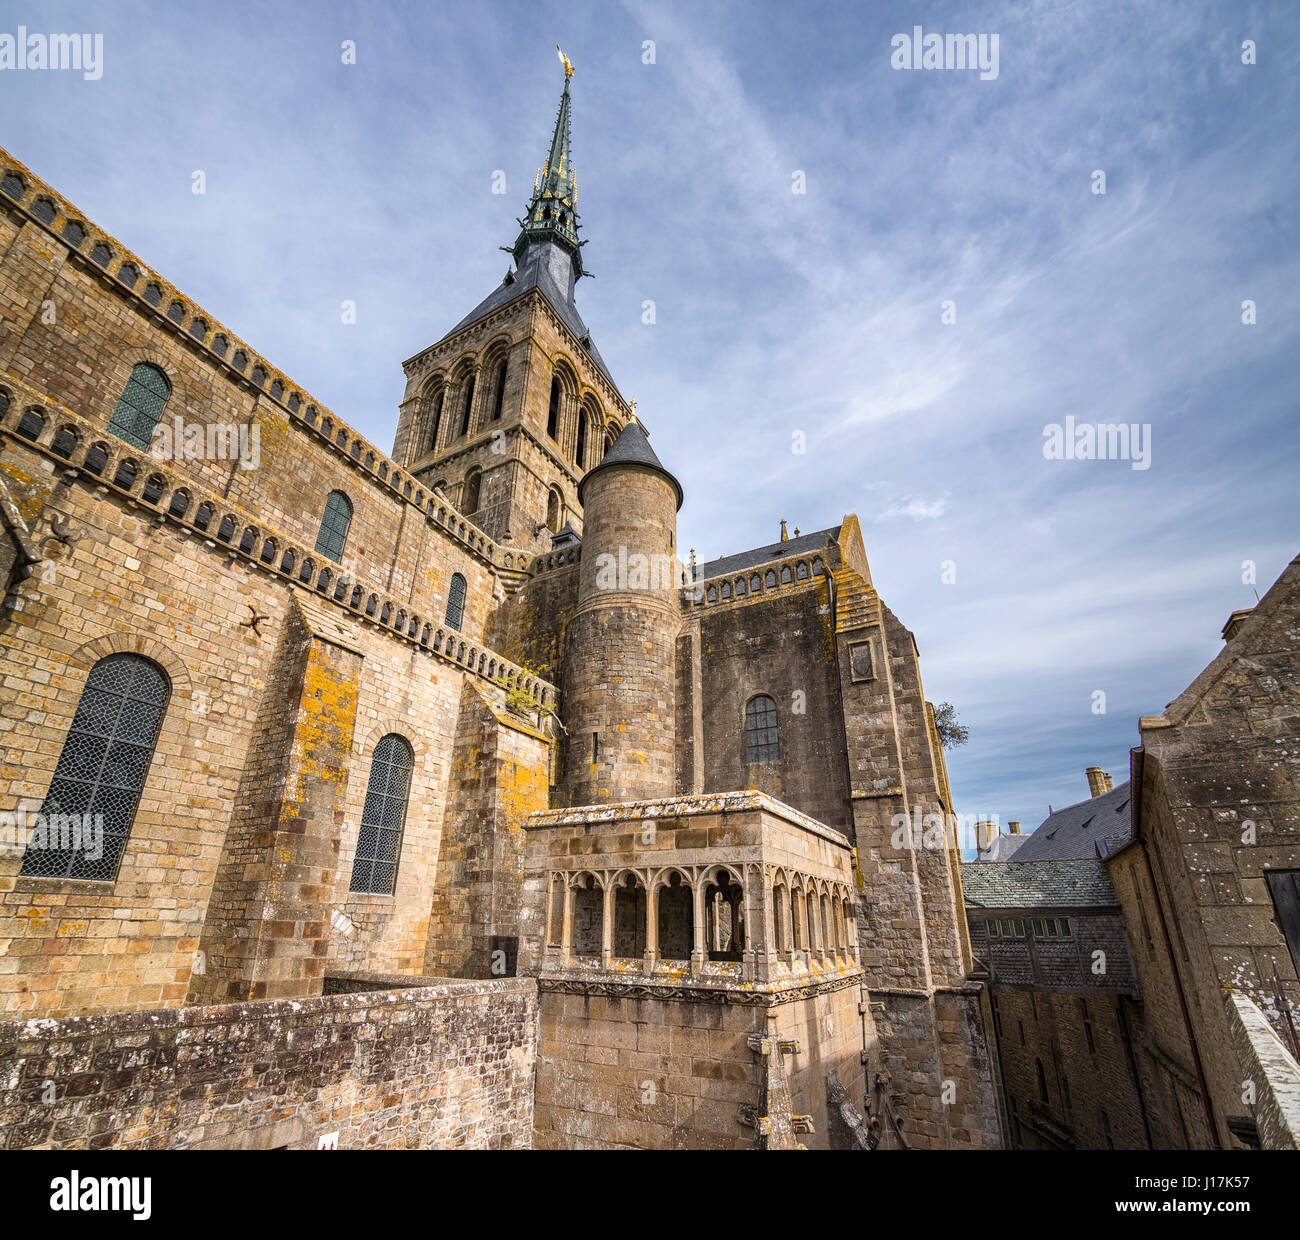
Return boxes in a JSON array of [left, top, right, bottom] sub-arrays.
[[526, 790, 852, 849], [0, 147, 494, 561]]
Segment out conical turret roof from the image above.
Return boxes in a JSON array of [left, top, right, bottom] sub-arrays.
[[579, 422, 682, 510]]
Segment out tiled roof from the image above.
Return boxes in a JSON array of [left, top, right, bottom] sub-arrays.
[[960, 858, 1119, 910], [696, 526, 840, 582], [1008, 781, 1133, 862]]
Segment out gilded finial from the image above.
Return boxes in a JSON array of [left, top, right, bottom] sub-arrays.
[[556, 44, 574, 79], [628, 399, 638, 424]]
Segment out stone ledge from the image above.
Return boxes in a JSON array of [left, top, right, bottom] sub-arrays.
[[526, 790, 852, 849], [538, 963, 863, 1007], [0, 973, 537, 1046]]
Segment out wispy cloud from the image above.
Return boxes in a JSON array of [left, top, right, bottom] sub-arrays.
[[5, 0, 1297, 834]]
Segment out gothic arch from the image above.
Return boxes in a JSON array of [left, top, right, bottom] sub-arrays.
[[419, 371, 448, 455], [68, 632, 193, 701], [355, 717, 426, 762], [576, 393, 602, 471]]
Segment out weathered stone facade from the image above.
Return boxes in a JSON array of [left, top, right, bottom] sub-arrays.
[[0, 974, 537, 1150], [0, 65, 1001, 1150], [965, 556, 1300, 1151]]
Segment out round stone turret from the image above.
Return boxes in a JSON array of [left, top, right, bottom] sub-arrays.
[[563, 422, 683, 805]]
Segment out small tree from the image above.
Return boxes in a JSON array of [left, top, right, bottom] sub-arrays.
[[933, 701, 969, 749]]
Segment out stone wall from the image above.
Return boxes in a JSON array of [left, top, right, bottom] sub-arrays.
[[990, 988, 1151, 1149], [0, 975, 538, 1150], [691, 579, 849, 830]]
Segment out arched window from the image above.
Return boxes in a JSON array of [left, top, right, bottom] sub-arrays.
[[348, 733, 414, 895], [107, 363, 170, 449], [21, 654, 170, 881], [428, 388, 445, 453], [546, 488, 562, 534], [573, 875, 603, 956], [314, 490, 352, 562], [658, 872, 694, 960], [575, 410, 588, 466], [462, 468, 481, 514], [460, 374, 476, 437], [492, 358, 508, 421], [445, 572, 467, 631], [613, 873, 647, 958], [744, 694, 779, 763], [547, 378, 561, 440]]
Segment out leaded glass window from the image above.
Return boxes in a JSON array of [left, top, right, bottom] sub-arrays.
[[106, 363, 170, 450], [744, 694, 779, 763], [445, 572, 467, 631], [348, 734, 414, 895], [313, 490, 352, 562], [20, 654, 170, 881]]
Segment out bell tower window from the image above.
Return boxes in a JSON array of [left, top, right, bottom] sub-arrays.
[[492, 358, 508, 420], [547, 379, 561, 440]]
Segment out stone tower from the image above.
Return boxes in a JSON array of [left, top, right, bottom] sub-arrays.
[[392, 66, 634, 564], [561, 422, 683, 805]]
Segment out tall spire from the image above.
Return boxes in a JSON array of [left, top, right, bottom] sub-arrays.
[[512, 51, 584, 281]]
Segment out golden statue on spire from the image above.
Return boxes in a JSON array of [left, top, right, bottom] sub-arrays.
[[556, 44, 574, 79]]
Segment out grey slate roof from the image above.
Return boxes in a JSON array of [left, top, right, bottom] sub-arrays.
[[1009, 781, 1133, 862], [578, 422, 682, 509], [696, 526, 840, 583], [551, 519, 581, 547], [448, 259, 619, 394], [977, 832, 1031, 862], [960, 858, 1120, 909]]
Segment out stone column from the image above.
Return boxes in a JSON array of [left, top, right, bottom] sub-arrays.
[[643, 882, 658, 972], [691, 878, 706, 973], [759, 872, 777, 980], [561, 881, 575, 964], [601, 879, 614, 968]]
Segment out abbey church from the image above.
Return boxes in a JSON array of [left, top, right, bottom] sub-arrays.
[[0, 65, 1002, 1150]]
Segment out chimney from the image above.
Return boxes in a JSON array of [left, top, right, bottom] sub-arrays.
[[780, 519, 789, 543], [1008, 820, 1021, 835], [1222, 608, 1254, 643], [1086, 767, 1113, 798], [975, 820, 998, 854]]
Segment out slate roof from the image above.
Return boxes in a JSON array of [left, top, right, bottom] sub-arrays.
[[977, 832, 1031, 862], [448, 261, 620, 393], [1009, 781, 1133, 861], [578, 422, 682, 509], [960, 858, 1120, 910], [696, 526, 841, 583]]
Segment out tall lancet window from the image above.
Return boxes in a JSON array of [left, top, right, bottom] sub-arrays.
[[575, 411, 588, 467], [445, 572, 467, 631], [107, 363, 171, 450], [428, 388, 445, 453], [21, 654, 171, 881], [492, 358, 508, 421], [744, 694, 779, 763], [314, 491, 353, 562], [348, 733, 414, 896], [460, 375, 476, 437], [547, 378, 561, 440]]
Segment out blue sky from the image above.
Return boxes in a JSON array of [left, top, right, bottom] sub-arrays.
[[4, 0, 1297, 838]]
